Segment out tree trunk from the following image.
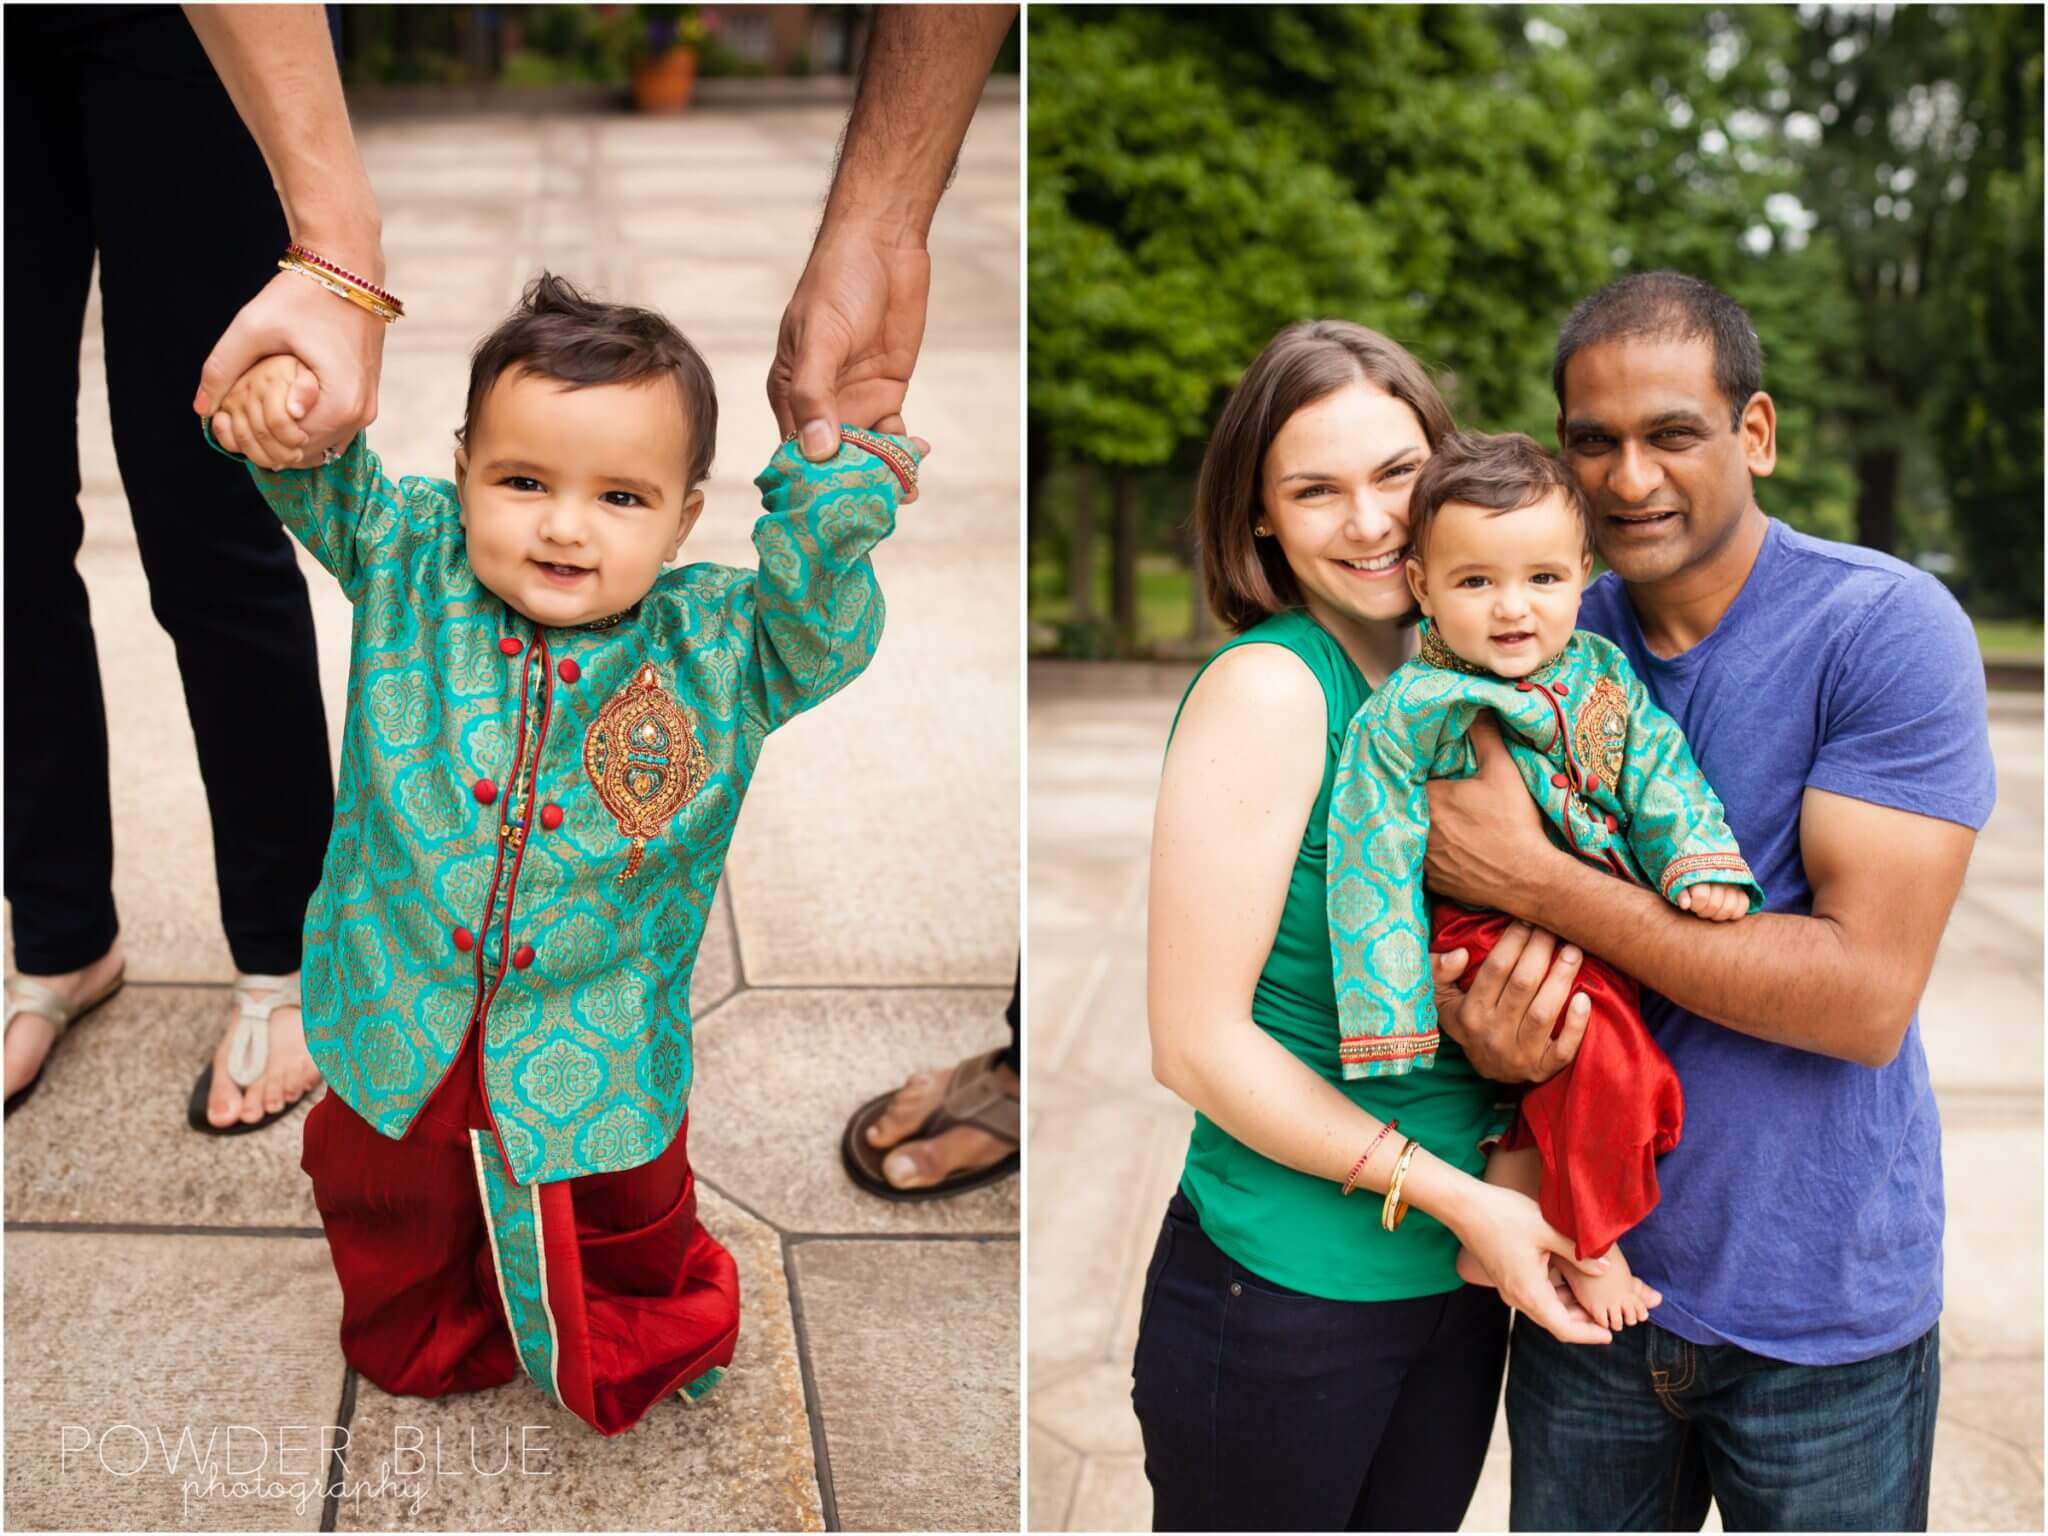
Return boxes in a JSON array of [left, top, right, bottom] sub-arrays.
[[1854, 444, 1901, 555], [1112, 470, 1141, 655], [1069, 464, 1097, 623]]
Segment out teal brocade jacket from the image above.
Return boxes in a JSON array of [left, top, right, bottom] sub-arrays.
[[211, 423, 917, 1185], [1327, 621, 1763, 1081]]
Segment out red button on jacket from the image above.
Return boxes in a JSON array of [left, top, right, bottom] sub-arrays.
[[499, 637, 523, 656], [512, 944, 536, 970], [452, 927, 474, 952], [558, 658, 581, 684], [474, 779, 498, 805], [540, 803, 564, 830]]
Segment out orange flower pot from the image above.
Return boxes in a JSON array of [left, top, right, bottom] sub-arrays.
[[631, 46, 699, 113]]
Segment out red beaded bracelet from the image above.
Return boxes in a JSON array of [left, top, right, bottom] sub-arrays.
[[285, 244, 403, 312], [1340, 1119, 1399, 1196]]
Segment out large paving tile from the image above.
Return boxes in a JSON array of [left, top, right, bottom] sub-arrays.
[[1930, 1414, 2045, 1532], [1919, 946, 2043, 1093], [329, 1188, 818, 1532], [4, 986, 321, 1228], [1108, 1108, 1197, 1366], [1022, 938, 1103, 1101], [1063, 1454, 1150, 1534], [1026, 1099, 1165, 1380], [720, 551, 1020, 988], [1027, 1425, 1082, 1533], [1937, 1357, 2043, 1469], [1938, 1119, 2044, 1360], [1052, 953, 1180, 1105], [4, 1231, 343, 1531], [1030, 1364, 1142, 1459], [1026, 851, 1146, 941], [688, 988, 1017, 1235], [789, 1239, 1019, 1532]]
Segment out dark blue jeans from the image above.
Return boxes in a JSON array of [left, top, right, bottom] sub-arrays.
[[1507, 1315, 1940, 1531], [1131, 1191, 1510, 1532]]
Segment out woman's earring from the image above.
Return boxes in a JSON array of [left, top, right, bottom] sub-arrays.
[[1253, 523, 1272, 537]]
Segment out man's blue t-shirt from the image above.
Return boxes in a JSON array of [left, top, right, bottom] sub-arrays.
[[1577, 516, 1996, 1366]]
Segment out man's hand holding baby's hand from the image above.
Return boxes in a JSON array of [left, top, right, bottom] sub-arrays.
[[1678, 882, 1749, 922], [213, 356, 315, 470]]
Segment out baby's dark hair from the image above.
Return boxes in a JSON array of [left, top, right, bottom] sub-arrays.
[[459, 272, 717, 487], [1407, 430, 1593, 560]]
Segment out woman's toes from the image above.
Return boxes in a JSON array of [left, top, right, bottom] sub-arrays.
[[3, 1015, 57, 1098]]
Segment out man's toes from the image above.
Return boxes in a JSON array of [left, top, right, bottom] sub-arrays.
[[866, 1073, 942, 1147], [881, 1139, 941, 1189], [882, 1126, 1006, 1189]]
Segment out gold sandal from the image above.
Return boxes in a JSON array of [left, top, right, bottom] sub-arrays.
[[187, 972, 306, 1136], [4, 965, 127, 1117]]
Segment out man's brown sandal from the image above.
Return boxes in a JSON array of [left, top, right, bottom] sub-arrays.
[[4, 967, 127, 1117], [841, 1047, 1020, 1202]]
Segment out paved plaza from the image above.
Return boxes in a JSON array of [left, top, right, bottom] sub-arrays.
[[1026, 663, 2044, 1533], [5, 93, 1020, 1532]]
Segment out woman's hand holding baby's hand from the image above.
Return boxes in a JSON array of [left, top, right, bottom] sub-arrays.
[[1455, 1181, 1619, 1347], [1678, 882, 1748, 922], [213, 356, 314, 470]]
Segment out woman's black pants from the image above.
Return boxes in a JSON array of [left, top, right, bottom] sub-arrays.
[[1132, 1191, 1509, 1532], [5, 5, 333, 976]]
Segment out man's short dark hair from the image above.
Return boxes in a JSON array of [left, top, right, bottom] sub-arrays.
[[1552, 271, 1762, 431], [460, 272, 718, 488], [1407, 430, 1592, 560]]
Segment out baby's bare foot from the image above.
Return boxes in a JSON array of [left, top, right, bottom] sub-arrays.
[[1564, 1246, 1661, 1330]]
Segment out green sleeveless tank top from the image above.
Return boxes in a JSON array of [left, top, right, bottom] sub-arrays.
[[1168, 608, 1509, 1300]]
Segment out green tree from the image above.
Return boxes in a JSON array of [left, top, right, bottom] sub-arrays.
[[1923, 6, 2043, 615]]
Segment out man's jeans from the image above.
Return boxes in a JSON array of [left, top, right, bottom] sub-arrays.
[[1508, 1317, 1940, 1531]]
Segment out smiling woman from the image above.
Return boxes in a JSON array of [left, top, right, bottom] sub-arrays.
[[1129, 318, 1613, 1533]]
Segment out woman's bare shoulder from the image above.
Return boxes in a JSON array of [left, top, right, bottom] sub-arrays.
[[1178, 640, 1327, 738]]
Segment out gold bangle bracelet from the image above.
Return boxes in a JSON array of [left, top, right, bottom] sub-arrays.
[[278, 256, 402, 323], [1381, 1138, 1422, 1232]]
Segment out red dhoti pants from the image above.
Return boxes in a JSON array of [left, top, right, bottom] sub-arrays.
[[1431, 902, 1683, 1261], [300, 1026, 739, 1435]]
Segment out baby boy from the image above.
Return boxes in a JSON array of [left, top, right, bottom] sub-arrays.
[[1326, 430, 1760, 1329], [206, 272, 921, 1434]]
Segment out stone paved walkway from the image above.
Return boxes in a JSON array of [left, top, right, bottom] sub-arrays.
[[1026, 664, 2043, 1532], [5, 93, 1019, 1532]]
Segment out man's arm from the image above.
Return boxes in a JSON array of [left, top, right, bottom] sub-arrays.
[[182, 5, 385, 461], [1425, 720, 1977, 1068], [768, 5, 1015, 460]]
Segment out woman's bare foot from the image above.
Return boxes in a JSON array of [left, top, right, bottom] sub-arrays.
[[4, 940, 126, 1100], [1562, 1243, 1662, 1330], [203, 977, 323, 1128], [863, 1059, 1020, 1190]]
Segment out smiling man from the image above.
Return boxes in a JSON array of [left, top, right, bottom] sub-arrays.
[[1422, 272, 1994, 1531]]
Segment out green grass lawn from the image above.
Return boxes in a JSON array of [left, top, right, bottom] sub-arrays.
[[1974, 619, 2044, 660]]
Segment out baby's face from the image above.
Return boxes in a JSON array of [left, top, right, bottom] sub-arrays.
[[1407, 490, 1592, 677], [455, 368, 704, 629]]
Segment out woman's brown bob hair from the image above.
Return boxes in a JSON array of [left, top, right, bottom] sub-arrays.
[[1194, 320, 1455, 633]]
